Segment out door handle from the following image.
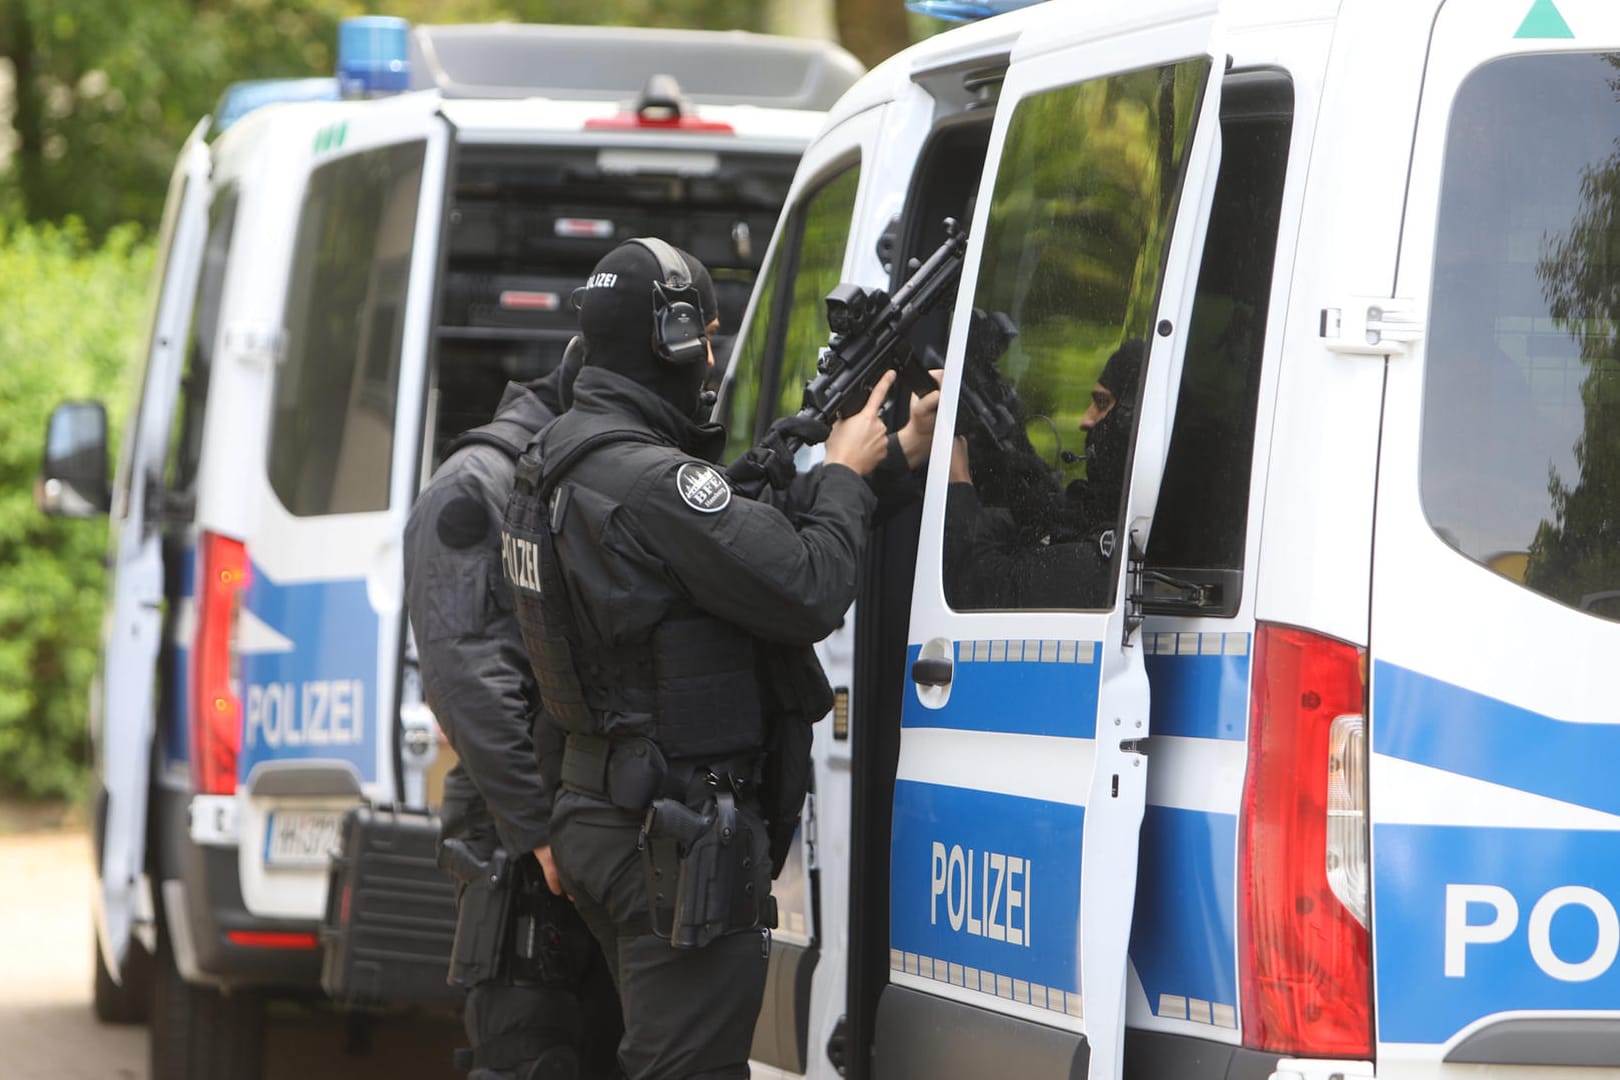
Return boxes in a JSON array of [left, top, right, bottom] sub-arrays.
[[911, 656, 953, 687]]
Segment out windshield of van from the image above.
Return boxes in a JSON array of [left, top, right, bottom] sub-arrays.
[[1421, 52, 1620, 621]]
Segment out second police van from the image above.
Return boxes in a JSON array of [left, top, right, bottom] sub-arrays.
[[36, 16, 861, 1080], [716, 0, 1620, 1078]]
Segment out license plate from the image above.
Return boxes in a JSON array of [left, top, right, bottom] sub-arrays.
[[265, 811, 344, 868]]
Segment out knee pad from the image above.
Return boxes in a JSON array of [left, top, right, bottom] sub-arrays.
[[523, 1045, 581, 1080]]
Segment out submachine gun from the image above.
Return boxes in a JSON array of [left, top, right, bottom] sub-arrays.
[[728, 218, 968, 493]]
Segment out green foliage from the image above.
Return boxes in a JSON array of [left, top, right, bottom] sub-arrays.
[[0, 0, 771, 238], [0, 220, 151, 797]]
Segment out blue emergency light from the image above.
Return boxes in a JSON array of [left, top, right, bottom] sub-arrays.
[[211, 78, 339, 136], [905, 0, 1046, 21], [336, 15, 411, 98]]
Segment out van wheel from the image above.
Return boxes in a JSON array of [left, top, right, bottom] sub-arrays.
[[92, 927, 152, 1024], [150, 927, 266, 1080]]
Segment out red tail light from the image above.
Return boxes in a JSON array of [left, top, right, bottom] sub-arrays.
[[582, 112, 734, 133], [192, 532, 249, 796], [1239, 623, 1372, 1056], [226, 930, 318, 950]]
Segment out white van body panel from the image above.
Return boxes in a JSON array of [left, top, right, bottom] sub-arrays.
[[888, 5, 1226, 1079], [203, 92, 454, 920], [1368, 1, 1620, 1075], [745, 0, 1620, 1078], [96, 119, 213, 980]]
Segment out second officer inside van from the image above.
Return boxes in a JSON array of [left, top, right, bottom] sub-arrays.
[[502, 237, 932, 1079]]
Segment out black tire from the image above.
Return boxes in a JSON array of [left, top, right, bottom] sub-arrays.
[[92, 926, 152, 1025], [150, 926, 266, 1080]]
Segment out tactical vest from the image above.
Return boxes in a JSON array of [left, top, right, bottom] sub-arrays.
[[501, 422, 766, 771]]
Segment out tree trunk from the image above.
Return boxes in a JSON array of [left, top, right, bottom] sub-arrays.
[[3, 1, 48, 222], [834, 0, 912, 70]]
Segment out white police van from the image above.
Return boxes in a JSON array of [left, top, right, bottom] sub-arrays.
[[36, 16, 859, 1078], [719, 0, 1620, 1078]]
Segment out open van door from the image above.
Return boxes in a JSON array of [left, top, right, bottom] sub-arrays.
[[1370, 1, 1620, 1071], [96, 119, 212, 981], [237, 94, 450, 916], [879, 3, 1224, 1078]]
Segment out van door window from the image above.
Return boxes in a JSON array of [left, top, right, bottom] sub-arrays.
[[269, 141, 426, 516], [1420, 52, 1620, 621], [166, 186, 239, 507], [1144, 73, 1293, 613], [942, 60, 1210, 612], [723, 161, 861, 462]]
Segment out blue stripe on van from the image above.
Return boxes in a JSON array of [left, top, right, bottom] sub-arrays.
[[901, 641, 1100, 739], [1144, 640, 1249, 740], [1373, 660, 1620, 816], [1373, 822, 1620, 1044], [237, 564, 378, 779], [891, 779, 1083, 999], [1130, 805, 1239, 1025]]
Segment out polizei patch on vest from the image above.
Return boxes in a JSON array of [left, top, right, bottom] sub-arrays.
[[676, 462, 731, 513]]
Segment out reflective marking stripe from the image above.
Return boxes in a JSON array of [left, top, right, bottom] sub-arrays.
[[1155, 994, 1237, 1028], [1146, 630, 1248, 657], [957, 639, 1096, 664], [891, 950, 1082, 1018]]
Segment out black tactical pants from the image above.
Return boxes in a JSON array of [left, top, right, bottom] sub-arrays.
[[445, 776, 624, 1080], [551, 790, 770, 1080]]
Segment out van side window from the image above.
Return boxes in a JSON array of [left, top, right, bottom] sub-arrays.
[[167, 186, 239, 504], [1421, 53, 1620, 622], [269, 141, 426, 516], [723, 161, 861, 462], [1145, 75, 1293, 604], [941, 60, 1211, 612]]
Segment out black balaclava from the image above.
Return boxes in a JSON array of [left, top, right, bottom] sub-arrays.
[[574, 240, 718, 418], [1084, 338, 1145, 498]]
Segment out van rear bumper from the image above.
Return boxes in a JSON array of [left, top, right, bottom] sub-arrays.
[[1124, 1029, 1280, 1080], [154, 785, 322, 992]]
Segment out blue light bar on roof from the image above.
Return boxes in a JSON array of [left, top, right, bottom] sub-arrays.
[[211, 78, 339, 136], [905, 0, 1047, 21], [336, 15, 411, 99]]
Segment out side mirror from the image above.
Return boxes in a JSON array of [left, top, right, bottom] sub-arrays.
[[38, 400, 112, 517]]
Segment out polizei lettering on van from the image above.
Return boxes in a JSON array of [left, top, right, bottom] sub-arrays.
[[1446, 883, 1620, 982], [929, 840, 1032, 947], [245, 679, 365, 748]]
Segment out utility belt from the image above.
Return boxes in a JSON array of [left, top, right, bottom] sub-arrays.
[[438, 839, 592, 990], [560, 732, 761, 810], [561, 733, 774, 949]]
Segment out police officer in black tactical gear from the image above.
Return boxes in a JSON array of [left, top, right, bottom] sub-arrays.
[[502, 237, 929, 1080], [942, 338, 1144, 611], [403, 347, 622, 1080]]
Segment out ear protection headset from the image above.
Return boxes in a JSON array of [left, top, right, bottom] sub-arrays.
[[630, 236, 708, 367]]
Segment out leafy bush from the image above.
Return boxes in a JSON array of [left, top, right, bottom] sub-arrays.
[[0, 220, 151, 798]]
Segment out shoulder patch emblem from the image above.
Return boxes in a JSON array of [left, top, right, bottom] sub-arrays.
[[676, 462, 732, 514]]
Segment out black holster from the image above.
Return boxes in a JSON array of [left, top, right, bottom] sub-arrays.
[[639, 792, 773, 950], [441, 840, 590, 990], [442, 839, 514, 988]]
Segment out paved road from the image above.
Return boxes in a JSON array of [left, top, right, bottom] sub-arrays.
[[0, 828, 463, 1080]]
